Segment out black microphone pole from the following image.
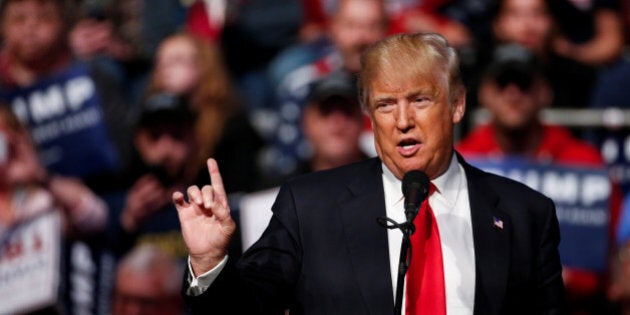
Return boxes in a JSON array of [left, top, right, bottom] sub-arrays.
[[394, 220, 414, 315], [393, 171, 429, 315]]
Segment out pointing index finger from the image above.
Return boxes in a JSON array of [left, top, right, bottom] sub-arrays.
[[207, 158, 227, 204]]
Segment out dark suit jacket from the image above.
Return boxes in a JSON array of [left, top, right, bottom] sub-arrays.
[[184, 156, 565, 314]]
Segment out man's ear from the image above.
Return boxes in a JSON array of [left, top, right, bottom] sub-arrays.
[[452, 89, 466, 124]]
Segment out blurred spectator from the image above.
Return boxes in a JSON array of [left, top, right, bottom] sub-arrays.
[[299, 70, 367, 173], [0, 106, 61, 315], [553, 0, 626, 108], [263, 0, 387, 180], [0, 105, 107, 235], [236, 70, 368, 251], [456, 45, 621, 314], [491, 0, 552, 55], [548, 0, 624, 67], [468, 0, 602, 116], [113, 93, 199, 260], [0, 0, 133, 192], [114, 92, 249, 265], [0, 105, 109, 314], [0, 3, 127, 311], [70, 0, 190, 103], [300, 0, 471, 47], [145, 32, 265, 194], [111, 244, 184, 315], [457, 45, 604, 165], [188, 0, 303, 111]]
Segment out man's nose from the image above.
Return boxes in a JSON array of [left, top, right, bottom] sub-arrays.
[[395, 103, 414, 131]]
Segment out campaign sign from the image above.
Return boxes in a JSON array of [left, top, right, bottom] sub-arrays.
[[467, 157, 610, 272], [0, 211, 61, 314], [599, 132, 630, 196], [1, 61, 118, 178]]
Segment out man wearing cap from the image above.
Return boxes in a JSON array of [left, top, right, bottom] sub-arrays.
[[115, 92, 201, 260], [457, 44, 605, 166], [457, 44, 617, 313], [298, 71, 368, 174]]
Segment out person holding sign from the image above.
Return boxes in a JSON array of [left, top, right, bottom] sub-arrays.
[[457, 44, 620, 313], [0, 105, 108, 314], [0, 0, 133, 189], [174, 33, 564, 314]]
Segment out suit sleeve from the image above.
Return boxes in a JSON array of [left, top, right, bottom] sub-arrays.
[[536, 199, 567, 314], [182, 182, 302, 314]]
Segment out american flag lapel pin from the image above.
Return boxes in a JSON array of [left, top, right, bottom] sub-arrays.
[[493, 216, 504, 230]]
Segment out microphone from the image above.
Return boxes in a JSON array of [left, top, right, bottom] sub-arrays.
[[402, 170, 430, 223]]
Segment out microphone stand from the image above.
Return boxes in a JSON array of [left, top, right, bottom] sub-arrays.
[[377, 216, 415, 315], [394, 221, 414, 315]]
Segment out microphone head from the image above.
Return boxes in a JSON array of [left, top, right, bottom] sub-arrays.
[[402, 170, 430, 223], [402, 170, 430, 200]]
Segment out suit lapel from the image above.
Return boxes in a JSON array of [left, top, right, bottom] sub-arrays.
[[339, 159, 394, 314], [461, 159, 511, 315]]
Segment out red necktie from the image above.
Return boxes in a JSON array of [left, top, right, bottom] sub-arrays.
[[406, 185, 446, 315]]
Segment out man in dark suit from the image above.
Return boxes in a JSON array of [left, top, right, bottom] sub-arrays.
[[173, 33, 565, 314]]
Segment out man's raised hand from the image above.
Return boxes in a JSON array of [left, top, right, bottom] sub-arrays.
[[173, 158, 236, 276]]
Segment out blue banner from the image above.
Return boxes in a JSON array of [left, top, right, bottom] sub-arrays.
[[1, 61, 118, 178], [467, 157, 610, 272], [599, 132, 630, 196]]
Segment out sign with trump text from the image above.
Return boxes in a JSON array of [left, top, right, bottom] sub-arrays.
[[467, 157, 610, 272], [0, 61, 119, 178]]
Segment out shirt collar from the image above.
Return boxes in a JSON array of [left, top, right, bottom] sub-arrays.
[[381, 153, 463, 206], [432, 154, 463, 207]]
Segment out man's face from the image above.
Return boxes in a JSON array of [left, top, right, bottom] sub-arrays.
[[1, 0, 64, 65], [493, 0, 552, 53], [302, 102, 364, 164], [330, 0, 387, 73], [134, 125, 195, 180], [479, 77, 548, 131], [367, 72, 465, 180]]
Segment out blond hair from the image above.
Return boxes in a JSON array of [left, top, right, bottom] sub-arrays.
[[358, 33, 465, 109]]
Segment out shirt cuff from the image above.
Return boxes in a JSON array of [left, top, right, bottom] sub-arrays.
[[186, 255, 228, 296]]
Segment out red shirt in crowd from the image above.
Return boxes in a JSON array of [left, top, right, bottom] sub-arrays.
[[456, 124, 604, 166]]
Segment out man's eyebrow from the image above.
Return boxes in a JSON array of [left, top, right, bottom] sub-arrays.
[[407, 87, 434, 98], [372, 95, 396, 103]]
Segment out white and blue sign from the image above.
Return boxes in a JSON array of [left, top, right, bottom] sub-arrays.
[[468, 157, 611, 272], [1, 61, 118, 178], [600, 133, 630, 196]]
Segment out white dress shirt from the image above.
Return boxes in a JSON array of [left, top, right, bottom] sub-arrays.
[[383, 154, 475, 314], [188, 155, 476, 314]]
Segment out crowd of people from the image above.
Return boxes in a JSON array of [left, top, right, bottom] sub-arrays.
[[0, 0, 630, 314]]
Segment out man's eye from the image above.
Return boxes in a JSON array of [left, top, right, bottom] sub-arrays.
[[412, 97, 431, 108], [375, 103, 393, 111]]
